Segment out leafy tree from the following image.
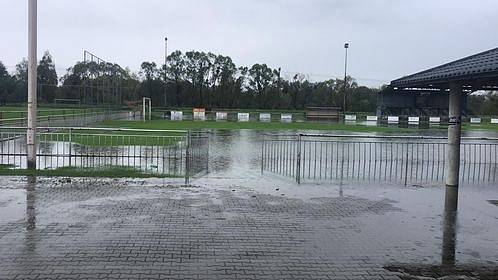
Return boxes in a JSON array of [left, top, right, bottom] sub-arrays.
[[0, 61, 16, 105], [165, 51, 186, 107], [37, 51, 58, 102], [12, 58, 29, 102], [248, 64, 275, 108]]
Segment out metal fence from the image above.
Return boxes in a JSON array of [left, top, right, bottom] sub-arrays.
[[261, 134, 498, 185], [0, 109, 131, 127], [0, 127, 209, 183]]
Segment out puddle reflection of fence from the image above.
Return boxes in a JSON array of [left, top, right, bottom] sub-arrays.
[[262, 134, 498, 185], [0, 127, 209, 183]]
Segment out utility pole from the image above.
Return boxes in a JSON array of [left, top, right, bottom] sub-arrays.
[[343, 43, 349, 113], [27, 0, 37, 169], [164, 37, 168, 108]]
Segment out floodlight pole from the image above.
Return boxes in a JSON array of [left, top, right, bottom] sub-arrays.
[[164, 37, 168, 108], [27, 0, 37, 169], [343, 43, 349, 114]]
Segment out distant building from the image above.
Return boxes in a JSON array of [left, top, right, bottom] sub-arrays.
[[376, 87, 467, 117]]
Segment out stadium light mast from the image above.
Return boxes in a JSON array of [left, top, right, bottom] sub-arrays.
[[164, 37, 168, 108], [342, 43, 349, 114], [27, 0, 37, 169]]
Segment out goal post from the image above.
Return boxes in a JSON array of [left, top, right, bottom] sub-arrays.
[[142, 97, 151, 122]]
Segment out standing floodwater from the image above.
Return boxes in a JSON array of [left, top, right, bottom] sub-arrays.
[[262, 133, 498, 186]]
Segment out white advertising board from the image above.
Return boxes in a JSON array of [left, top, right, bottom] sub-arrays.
[[470, 118, 481, 124], [491, 118, 498, 124], [366, 116, 378, 122], [387, 116, 399, 124], [216, 112, 227, 121], [345, 115, 357, 121], [408, 117, 420, 124], [170, 111, 183, 121], [281, 114, 293, 123], [193, 108, 206, 121], [429, 117, 441, 123], [259, 113, 271, 122], [238, 113, 250, 122]]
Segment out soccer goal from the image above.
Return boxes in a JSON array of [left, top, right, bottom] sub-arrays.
[[142, 97, 152, 122]]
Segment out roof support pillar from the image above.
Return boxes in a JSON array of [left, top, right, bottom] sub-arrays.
[[445, 82, 462, 211]]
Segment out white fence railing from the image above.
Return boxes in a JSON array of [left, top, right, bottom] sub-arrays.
[[0, 127, 209, 183], [262, 134, 498, 185]]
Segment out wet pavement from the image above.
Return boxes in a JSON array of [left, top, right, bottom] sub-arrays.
[[0, 130, 497, 279]]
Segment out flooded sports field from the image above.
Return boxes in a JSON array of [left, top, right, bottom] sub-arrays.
[[0, 129, 497, 279]]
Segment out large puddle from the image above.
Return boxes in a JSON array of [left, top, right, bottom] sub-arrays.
[[0, 128, 497, 279]]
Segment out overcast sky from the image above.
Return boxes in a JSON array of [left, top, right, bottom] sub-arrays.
[[1, 0, 497, 86]]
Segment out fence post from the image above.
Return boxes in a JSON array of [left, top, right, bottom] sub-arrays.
[[404, 142, 409, 186], [261, 135, 265, 175], [205, 135, 209, 174], [68, 128, 72, 167], [340, 141, 345, 184], [185, 130, 191, 185], [296, 134, 302, 184]]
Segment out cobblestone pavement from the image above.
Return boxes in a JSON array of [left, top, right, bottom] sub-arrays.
[[0, 130, 497, 279]]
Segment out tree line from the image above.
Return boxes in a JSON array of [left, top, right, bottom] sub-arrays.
[[0, 50, 378, 112], [1, 50, 497, 115]]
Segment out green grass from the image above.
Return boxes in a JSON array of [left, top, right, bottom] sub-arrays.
[[99, 120, 421, 133], [463, 122, 498, 131], [0, 165, 175, 178], [100, 119, 498, 133], [0, 106, 95, 120]]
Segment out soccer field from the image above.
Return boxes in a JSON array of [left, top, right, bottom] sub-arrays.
[[99, 118, 498, 133], [0, 106, 94, 120]]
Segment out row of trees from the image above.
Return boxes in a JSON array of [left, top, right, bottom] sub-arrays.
[[0, 51, 58, 104], [138, 50, 378, 111], [0, 50, 378, 112], [1, 50, 497, 114]]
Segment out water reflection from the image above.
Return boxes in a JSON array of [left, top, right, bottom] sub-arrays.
[[442, 186, 458, 267], [384, 186, 497, 278], [26, 176, 36, 231], [24, 176, 37, 255]]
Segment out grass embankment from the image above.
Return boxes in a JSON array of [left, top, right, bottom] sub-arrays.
[[0, 164, 174, 178], [99, 120, 420, 133]]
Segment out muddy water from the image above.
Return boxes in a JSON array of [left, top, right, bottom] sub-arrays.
[[204, 130, 498, 185]]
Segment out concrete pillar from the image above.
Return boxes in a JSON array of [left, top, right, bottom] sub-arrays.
[[443, 82, 461, 265], [27, 0, 37, 169], [446, 83, 462, 188]]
